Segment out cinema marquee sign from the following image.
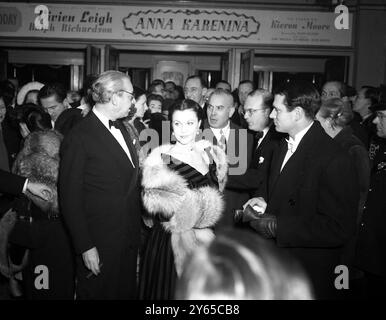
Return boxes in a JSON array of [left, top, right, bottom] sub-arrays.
[[0, 2, 352, 47], [122, 9, 260, 41]]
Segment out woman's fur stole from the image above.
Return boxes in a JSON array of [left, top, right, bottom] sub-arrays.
[[1, 130, 62, 278], [12, 130, 63, 215], [141, 140, 228, 275]]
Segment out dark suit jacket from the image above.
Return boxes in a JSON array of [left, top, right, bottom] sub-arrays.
[[2, 107, 22, 165], [55, 108, 83, 136], [266, 121, 358, 299], [201, 121, 253, 228], [59, 111, 141, 299], [355, 138, 386, 279], [0, 169, 25, 195], [226, 125, 285, 198]]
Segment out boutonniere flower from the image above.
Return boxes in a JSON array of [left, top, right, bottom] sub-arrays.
[[377, 161, 386, 171], [259, 157, 264, 164]]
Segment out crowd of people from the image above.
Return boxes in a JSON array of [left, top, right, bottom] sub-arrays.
[[0, 72, 385, 300]]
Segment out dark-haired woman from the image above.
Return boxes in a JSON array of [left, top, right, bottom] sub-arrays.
[[139, 99, 228, 299]]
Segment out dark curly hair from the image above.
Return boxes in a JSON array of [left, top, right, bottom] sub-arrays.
[[168, 99, 203, 122]]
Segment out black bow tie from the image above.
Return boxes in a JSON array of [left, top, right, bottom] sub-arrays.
[[109, 120, 120, 129], [255, 131, 264, 140]]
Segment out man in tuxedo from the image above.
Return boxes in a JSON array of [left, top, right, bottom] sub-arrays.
[[244, 81, 358, 299], [59, 71, 141, 299], [226, 89, 284, 198], [201, 89, 253, 228], [38, 83, 83, 136]]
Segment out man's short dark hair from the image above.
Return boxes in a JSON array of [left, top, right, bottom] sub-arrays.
[[215, 80, 231, 91], [148, 79, 165, 94], [273, 80, 321, 119], [165, 81, 176, 89], [38, 83, 67, 104], [185, 75, 207, 89], [238, 80, 255, 90], [362, 86, 380, 106], [147, 93, 164, 106]]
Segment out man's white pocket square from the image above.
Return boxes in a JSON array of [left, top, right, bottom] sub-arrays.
[[259, 156, 264, 164]]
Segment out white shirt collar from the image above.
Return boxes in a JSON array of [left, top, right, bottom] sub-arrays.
[[287, 121, 314, 152], [261, 126, 270, 140], [211, 121, 231, 141], [93, 108, 112, 130]]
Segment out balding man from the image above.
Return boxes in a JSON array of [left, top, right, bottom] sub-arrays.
[[60, 71, 140, 299]]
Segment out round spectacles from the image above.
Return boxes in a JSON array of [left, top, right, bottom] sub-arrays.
[[241, 108, 267, 117]]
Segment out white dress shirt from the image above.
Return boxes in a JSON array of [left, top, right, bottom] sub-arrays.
[[93, 109, 135, 168], [257, 126, 270, 148], [280, 121, 314, 172], [211, 121, 231, 143]]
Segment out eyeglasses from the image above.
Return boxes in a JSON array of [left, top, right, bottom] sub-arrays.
[[241, 108, 267, 117], [118, 89, 135, 101]]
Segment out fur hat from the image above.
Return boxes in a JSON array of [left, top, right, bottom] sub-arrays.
[[16, 81, 44, 106]]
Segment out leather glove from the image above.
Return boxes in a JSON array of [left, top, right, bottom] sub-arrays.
[[250, 213, 277, 239]]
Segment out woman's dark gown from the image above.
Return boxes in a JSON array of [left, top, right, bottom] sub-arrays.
[[139, 152, 218, 300]]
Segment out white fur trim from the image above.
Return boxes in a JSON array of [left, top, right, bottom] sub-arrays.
[[16, 81, 44, 105]]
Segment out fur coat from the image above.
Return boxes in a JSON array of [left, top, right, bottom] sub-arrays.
[[1, 130, 62, 278], [12, 130, 62, 215], [141, 140, 228, 275]]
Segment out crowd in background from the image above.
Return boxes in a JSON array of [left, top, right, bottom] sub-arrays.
[[0, 72, 385, 300]]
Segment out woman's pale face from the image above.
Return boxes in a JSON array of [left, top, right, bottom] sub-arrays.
[[134, 94, 148, 118], [149, 100, 162, 114], [172, 109, 201, 145]]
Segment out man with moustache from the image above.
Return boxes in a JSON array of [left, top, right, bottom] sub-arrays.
[[60, 71, 140, 299], [201, 89, 253, 228], [244, 81, 358, 299]]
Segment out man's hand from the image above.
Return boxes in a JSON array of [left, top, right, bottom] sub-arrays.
[[250, 214, 277, 239], [243, 197, 267, 214], [26, 181, 51, 201], [82, 247, 101, 276]]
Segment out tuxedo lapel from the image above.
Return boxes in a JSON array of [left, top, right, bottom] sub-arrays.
[[117, 120, 139, 193], [89, 113, 136, 178]]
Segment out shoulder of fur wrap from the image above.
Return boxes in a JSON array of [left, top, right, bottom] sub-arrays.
[[141, 143, 225, 233], [12, 130, 61, 215]]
